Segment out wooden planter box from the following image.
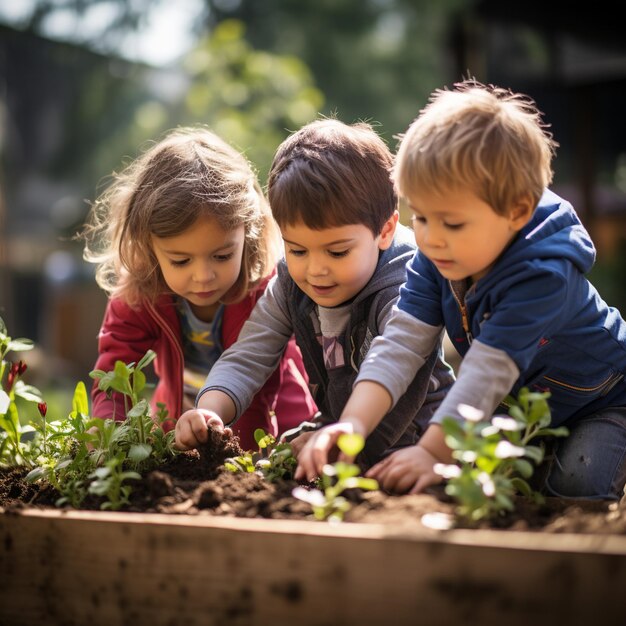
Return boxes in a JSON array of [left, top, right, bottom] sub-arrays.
[[1, 508, 626, 625]]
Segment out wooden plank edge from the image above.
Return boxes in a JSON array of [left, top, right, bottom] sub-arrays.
[[3, 505, 626, 555]]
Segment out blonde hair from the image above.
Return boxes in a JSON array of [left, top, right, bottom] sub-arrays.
[[394, 80, 558, 215], [81, 127, 280, 306]]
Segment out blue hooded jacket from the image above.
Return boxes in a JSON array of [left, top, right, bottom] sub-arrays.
[[398, 189, 626, 425]]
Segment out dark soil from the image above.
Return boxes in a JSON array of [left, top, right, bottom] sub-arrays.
[[2, 428, 625, 534]]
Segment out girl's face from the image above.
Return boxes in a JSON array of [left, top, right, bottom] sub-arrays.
[[151, 215, 245, 322]]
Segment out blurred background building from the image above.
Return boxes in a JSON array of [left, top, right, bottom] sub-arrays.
[[0, 0, 624, 410]]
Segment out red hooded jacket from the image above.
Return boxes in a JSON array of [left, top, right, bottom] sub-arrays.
[[91, 277, 317, 450]]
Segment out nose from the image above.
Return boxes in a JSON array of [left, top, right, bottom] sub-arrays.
[[307, 253, 329, 277], [193, 260, 216, 284], [419, 222, 445, 248]]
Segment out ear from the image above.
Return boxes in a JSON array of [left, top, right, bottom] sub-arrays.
[[378, 211, 399, 250], [509, 195, 535, 231]]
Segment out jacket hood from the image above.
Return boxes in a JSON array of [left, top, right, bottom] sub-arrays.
[[356, 223, 416, 303], [492, 189, 595, 279]]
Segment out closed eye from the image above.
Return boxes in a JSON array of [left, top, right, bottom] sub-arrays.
[[328, 249, 349, 258], [170, 258, 190, 267], [444, 223, 464, 231], [214, 253, 235, 262], [287, 248, 306, 257]]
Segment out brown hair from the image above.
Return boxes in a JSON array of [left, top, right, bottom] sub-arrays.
[[81, 127, 280, 306], [268, 119, 397, 236], [394, 79, 558, 215]]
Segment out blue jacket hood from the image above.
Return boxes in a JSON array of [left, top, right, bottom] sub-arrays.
[[503, 189, 596, 275]]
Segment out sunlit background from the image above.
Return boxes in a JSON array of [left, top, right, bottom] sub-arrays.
[[1, 0, 625, 419]]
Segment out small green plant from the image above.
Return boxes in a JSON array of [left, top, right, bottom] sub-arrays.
[[292, 433, 378, 523], [435, 388, 569, 523], [87, 454, 141, 511], [25, 351, 177, 510], [0, 317, 43, 466], [0, 313, 177, 510], [225, 428, 297, 481]]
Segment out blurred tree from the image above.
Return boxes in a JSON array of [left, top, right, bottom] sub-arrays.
[[203, 0, 467, 141], [176, 20, 324, 181], [12, 0, 156, 45], [7, 0, 467, 142]]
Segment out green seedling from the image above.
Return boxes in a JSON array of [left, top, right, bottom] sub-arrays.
[[1, 312, 177, 510], [87, 453, 141, 511], [225, 427, 297, 481], [0, 317, 42, 466], [435, 387, 569, 523], [25, 349, 176, 510], [293, 433, 378, 523]]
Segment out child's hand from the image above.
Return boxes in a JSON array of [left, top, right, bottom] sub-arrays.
[[286, 430, 317, 458], [174, 409, 230, 450], [294, 422, 360, 482], [366, 444, 442, 494]]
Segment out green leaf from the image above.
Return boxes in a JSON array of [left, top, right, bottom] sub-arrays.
[[534, 427, 569, 438], [114, 360, 130, 378], [348, 477, 378, 491], [254, 428, 275, 449], [127, 399, 149, 418], [333, 462, 360, 479], [337, 433, 364, 457], [508, 406, 525, 422], [0, 389, 9, 414], [511, 477, 532, 496], [522, 445, 545, 464], [440, 416, 465, 438], [25, 467, 46, 482], [512, 458, 534, 479], [136, 350, 157, 371], [132, 368, 146, 396], [14, 382, 43, 403], [72, 381, 90, 416], [128, 443, 152, 462], [7, 338, 34, 352], [96, 371, 116, 390]]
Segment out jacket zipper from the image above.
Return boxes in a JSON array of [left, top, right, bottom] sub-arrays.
[[450, 281, 473, 345]]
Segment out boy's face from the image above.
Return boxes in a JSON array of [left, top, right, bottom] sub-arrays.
[[281, 216, 397, 307], [151, 215, 245, 322], [406, 187, 531, 283]]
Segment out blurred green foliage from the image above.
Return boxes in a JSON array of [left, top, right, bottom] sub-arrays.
[[85, 19, 324, 195]]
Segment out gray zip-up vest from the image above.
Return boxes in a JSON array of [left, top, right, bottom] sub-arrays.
[[277, 225, 454, 468]]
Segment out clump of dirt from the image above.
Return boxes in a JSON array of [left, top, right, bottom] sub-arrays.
[[196, 428, 245, 479], [1, 429, 625, 535]]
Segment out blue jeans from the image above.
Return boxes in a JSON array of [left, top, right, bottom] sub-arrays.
[[542, 406, 626, 500]]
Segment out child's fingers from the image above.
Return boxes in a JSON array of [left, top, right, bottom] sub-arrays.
[[310, 428, 338, 477], [409, 471, 441, 495], [205, 415, 225, 431], [365, 457, 388, 480], [175, 413, 211, 450], [294, 442, 316, 482], [174, 419, 199, 450]]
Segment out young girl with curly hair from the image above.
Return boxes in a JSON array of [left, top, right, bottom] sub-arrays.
[[82, 127, 316, 449]]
